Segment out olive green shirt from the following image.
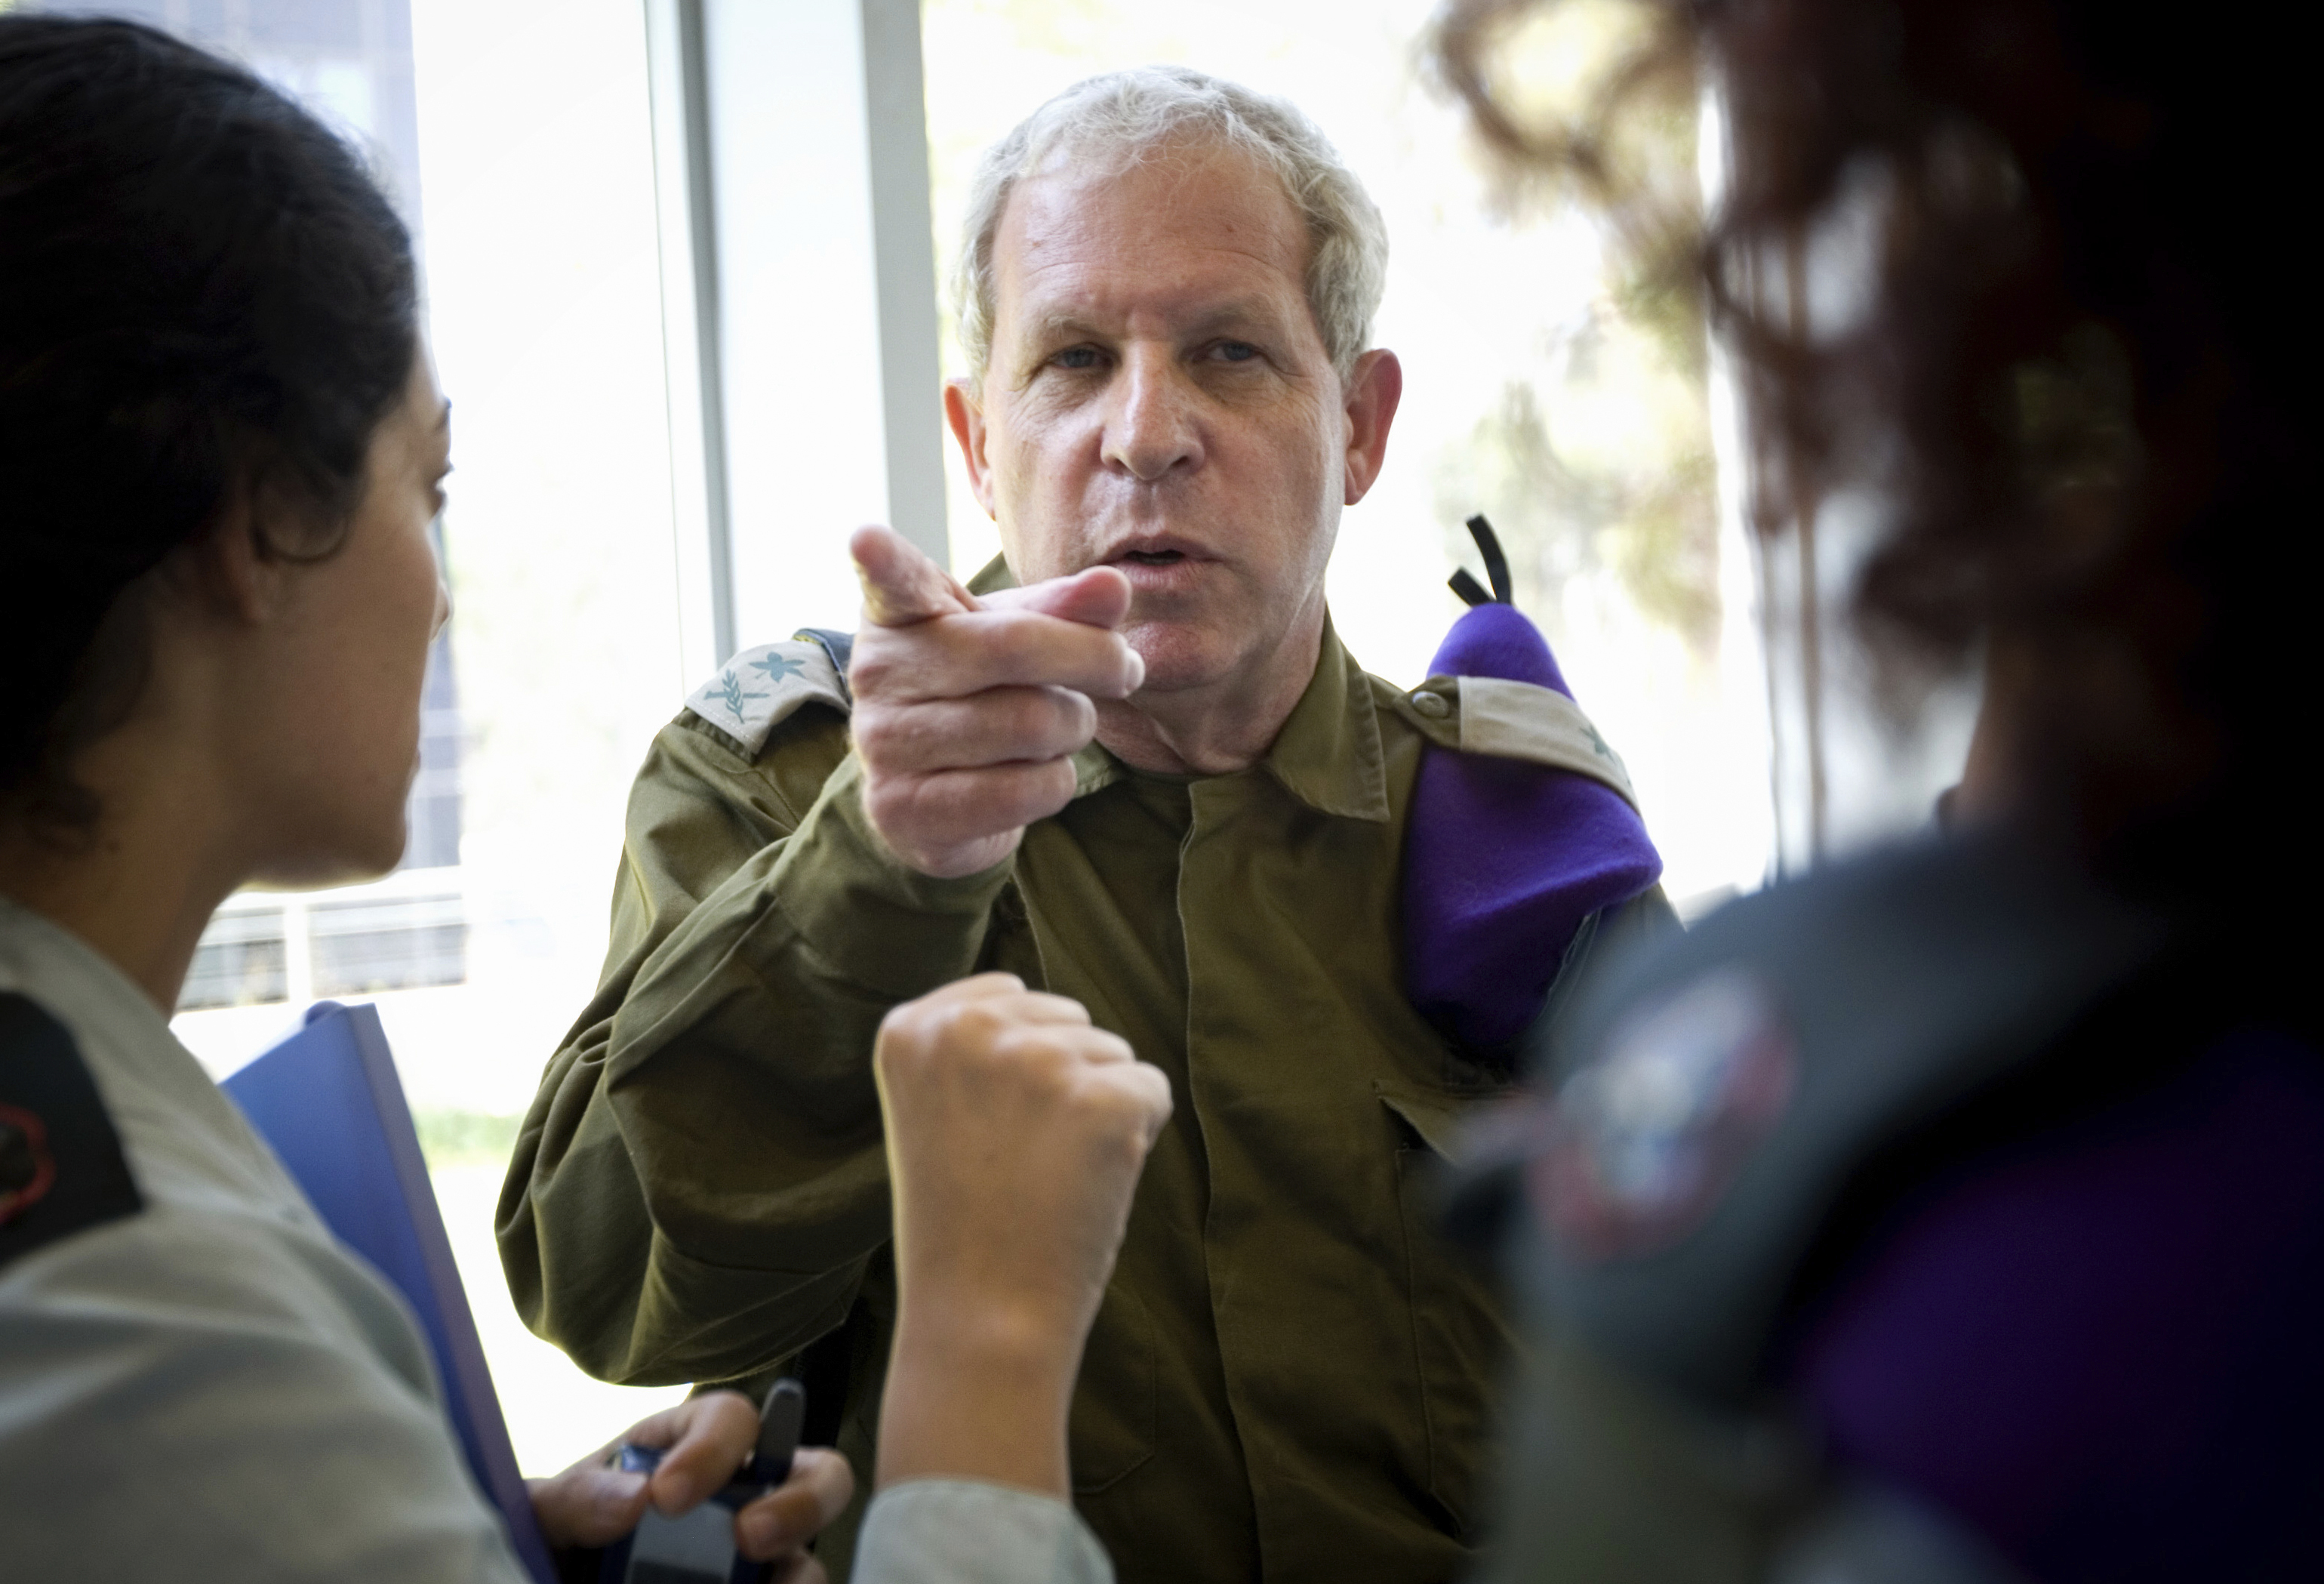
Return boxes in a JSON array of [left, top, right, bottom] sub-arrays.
[[500, 615, 1667, 1583]]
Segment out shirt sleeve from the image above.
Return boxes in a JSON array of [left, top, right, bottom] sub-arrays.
[[499, 710, 1018, 1386], [853, 1481, 1115, 1584], [0, 1203, 531, 1584]]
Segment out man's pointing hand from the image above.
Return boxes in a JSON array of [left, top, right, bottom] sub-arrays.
[[848, 525, 1143, 878]]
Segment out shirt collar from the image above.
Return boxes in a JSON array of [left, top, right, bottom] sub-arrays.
[[1257, 615, 1390, 821], [0, 895, 205, 1105], [1067, 615, 1389, 822]]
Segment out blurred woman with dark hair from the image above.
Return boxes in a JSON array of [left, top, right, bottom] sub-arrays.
[[0, 17, 854, 1578], [1424, 1, 2324, 1579]]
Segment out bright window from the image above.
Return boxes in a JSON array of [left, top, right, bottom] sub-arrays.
[[84, 0, 697, 1472]]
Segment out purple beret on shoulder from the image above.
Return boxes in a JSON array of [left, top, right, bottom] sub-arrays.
[[1402, 600, 1664, 1051]]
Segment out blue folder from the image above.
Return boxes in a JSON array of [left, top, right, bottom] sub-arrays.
[[222, 1000, 559, 1583]]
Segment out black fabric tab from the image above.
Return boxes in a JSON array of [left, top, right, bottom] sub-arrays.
[[1466, 513, 1513, 603], [1448, 567, 1494, 609], [1, 991, 143, 1271], [1448, 515, 1514, 606]]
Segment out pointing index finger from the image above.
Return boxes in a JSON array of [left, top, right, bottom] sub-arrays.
[[981, 564, 1133, 631], [852, 524, 980, 628]]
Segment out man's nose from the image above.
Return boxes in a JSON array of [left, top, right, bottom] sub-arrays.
[[1100, 350, 1203, 482]]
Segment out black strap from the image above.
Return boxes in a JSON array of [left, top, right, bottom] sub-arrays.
[[1448, 513, 1513, 606]]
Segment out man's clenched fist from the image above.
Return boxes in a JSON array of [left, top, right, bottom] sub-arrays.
[[848, 525, 1144, 878]]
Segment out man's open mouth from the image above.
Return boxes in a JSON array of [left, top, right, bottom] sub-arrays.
[[1123, 550, 1185, 565]]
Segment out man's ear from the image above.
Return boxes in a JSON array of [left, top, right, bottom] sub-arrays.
[[943, 379, 999, 520], [1341, 349, 1402, 507]]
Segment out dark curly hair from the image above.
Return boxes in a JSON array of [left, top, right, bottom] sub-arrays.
[[1435, 0, 2306, 896], [0, 14, 419, 832]]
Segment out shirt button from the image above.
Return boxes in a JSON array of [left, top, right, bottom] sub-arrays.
[[1411, 690, 1451, 719]]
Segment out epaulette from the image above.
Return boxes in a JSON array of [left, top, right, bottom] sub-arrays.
[[681, 630, 853, 759], [2, 991, 143, 1272], [1406, 674, 1639, 809]]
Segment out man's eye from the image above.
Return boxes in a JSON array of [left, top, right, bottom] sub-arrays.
[[1212, 341, 1260, 364], [1054, 347, 1101, 370]]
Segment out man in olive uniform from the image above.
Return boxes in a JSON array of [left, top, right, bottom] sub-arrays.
[[500, 67, 1670, 1581]]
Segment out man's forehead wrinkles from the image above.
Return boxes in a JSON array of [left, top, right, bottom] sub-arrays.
[[1017, 269, 1294, 328], [1004, 248, 1305, 334], [988, 151, 1322, 365], [1002, 157, 1308, 270], [1014, 228, 1300, 285]]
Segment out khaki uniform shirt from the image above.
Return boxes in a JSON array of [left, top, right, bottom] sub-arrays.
[[500, 615, 1668, 1584]]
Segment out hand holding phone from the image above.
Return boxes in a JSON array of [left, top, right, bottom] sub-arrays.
[[601, 1380, 807, 1584]]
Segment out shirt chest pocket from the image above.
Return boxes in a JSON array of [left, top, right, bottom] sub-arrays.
[[1378, 1086, 1524, 1540]]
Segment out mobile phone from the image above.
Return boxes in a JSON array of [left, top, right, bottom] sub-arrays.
[[599, 1379, 805, 1584]]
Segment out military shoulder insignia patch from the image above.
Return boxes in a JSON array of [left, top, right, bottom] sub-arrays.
[[1533, 968, 1795, 1261], [2, 992, 143, 1272], [682, 639, 851, 759], [1451, 676, 1639, 809]]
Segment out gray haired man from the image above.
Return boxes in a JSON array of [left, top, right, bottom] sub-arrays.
[[503, 66, 1642, 1581]]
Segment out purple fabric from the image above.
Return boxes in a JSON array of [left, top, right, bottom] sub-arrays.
[[1402, 602, 1664, 1049], [1428, 601, 1578, 698], [1788, 1030, 2324, 1582]]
